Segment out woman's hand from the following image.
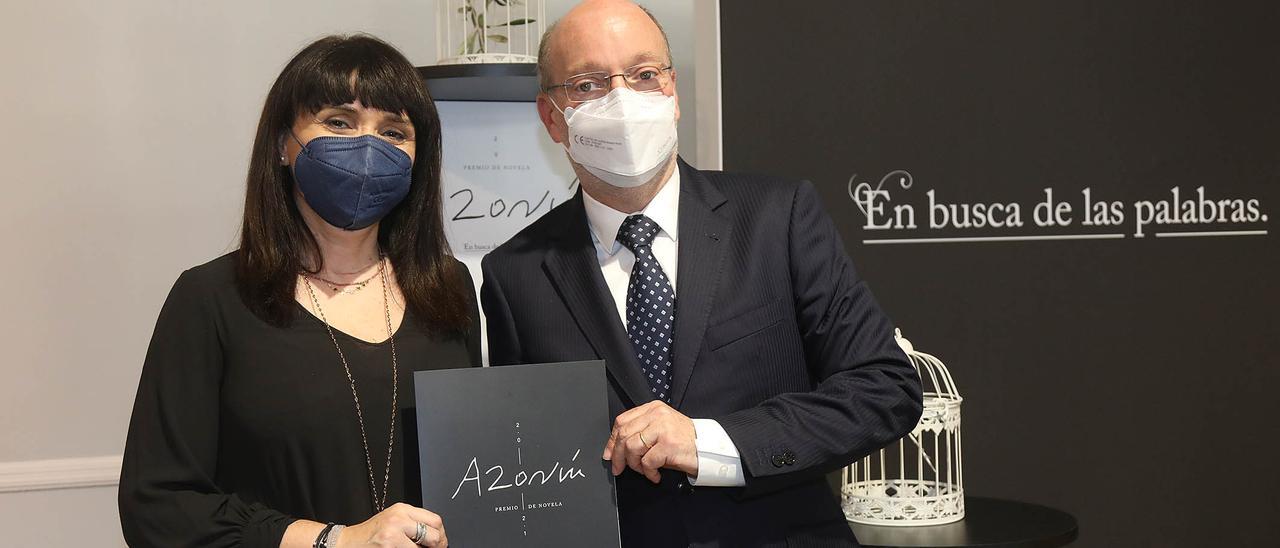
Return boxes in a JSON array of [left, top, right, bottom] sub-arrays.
[[337, 503, 447, 548]]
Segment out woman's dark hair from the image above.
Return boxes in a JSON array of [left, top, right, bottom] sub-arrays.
[[236, 34, 470, 334]]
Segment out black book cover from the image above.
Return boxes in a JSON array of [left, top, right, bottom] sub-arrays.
[[414, 360, 621, 547]]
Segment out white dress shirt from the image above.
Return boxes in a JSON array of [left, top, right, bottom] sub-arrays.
[[581, 170, 746, 487]]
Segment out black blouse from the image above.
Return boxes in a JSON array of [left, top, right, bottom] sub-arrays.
[[119, 252, 481, 548]]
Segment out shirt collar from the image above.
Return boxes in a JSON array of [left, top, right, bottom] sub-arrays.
[[582, 167, 681, 256]]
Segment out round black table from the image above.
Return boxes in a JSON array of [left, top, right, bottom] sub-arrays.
[[848, 497, 1078, 548]]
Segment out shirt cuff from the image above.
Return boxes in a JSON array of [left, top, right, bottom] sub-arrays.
[[689, 419, 746, 487]]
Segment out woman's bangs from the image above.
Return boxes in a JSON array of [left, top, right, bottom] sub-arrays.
[[292, 51, 420, 119]]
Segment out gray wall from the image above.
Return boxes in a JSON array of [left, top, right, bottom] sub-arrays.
[[0, 0, 709, 544]]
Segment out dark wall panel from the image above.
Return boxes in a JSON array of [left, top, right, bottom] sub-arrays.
[[720, 2, 1279, 547]]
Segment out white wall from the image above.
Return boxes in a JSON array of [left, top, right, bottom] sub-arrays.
[[0, 0, 717, 544], [0, 0, 437, 542]]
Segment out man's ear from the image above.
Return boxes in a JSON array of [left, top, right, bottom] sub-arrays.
[[536, 93, 568, 145]]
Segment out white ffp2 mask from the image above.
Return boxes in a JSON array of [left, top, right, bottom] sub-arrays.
[[562, 87, 678, 188]]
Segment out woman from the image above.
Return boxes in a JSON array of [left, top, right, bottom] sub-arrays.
[[119, 35, 475, 548]]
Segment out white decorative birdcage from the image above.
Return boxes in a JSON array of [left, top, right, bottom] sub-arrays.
[[842, 328, 964, 526], [437, 0, 545, 65]]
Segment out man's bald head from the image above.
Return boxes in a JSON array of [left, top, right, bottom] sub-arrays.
[[536, 0, 672, 90]]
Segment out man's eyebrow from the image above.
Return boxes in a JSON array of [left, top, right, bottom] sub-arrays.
[[562, 51, 670, 77], [630, 51, 667, 65], [562, 61, 604, 77]]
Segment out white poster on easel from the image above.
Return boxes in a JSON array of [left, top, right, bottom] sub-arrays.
[[436, 100, 578, 363]]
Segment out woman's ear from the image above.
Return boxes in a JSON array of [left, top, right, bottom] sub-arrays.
[[277, 134, 289, 165]]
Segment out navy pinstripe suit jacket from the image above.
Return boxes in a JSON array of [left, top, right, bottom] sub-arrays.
[[480, 158, 923, 547]]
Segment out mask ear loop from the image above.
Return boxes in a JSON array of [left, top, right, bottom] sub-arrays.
[[548, 92, 570, 116]]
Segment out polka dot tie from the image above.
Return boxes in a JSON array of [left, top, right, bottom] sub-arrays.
[[616, 214, 675, 403]]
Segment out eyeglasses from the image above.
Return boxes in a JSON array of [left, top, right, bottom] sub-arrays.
[[544, 63, 673, 103]]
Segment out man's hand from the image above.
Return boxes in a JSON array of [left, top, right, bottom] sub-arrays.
[[601, 400, 698, 483]]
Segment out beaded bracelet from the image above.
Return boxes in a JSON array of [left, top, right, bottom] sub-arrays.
[[313, 523, 336, 548]]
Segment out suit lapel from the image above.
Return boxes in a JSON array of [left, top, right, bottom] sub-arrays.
[[670, 160, 731, 409], [542, 192, 654, 408]]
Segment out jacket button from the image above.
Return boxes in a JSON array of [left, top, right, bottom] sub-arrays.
[[782, 450, 797, 465], [771, 454, 786, 468]]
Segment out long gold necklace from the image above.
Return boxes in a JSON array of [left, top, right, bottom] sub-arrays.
[[302, 257, 398, 513]]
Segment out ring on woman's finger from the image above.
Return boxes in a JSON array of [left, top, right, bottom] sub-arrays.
[[411, 521, 428, 544]]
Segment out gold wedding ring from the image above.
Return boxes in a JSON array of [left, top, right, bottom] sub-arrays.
[[638, 432, 654, 448]]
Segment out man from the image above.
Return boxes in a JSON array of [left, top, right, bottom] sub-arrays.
[[480, 1, 923, 545]]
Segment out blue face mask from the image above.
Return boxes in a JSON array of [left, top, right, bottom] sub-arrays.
[[291, 134, 413, 231]]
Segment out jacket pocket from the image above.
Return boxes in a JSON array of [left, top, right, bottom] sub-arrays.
[[705, 298, 784, 352]]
